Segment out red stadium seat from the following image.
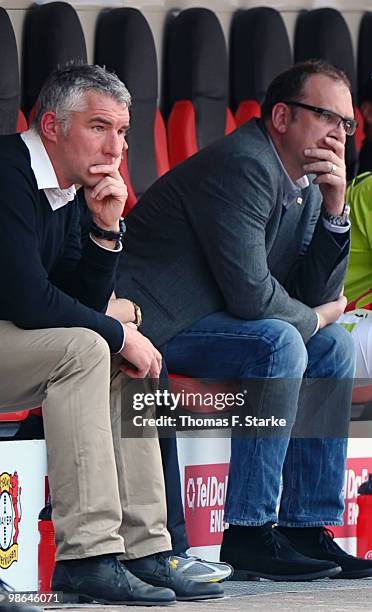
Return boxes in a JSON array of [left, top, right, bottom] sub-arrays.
[[235, 100, 262, 127], [230, 8, 291, 125], [167, 101, 199, 167], [164, 8, 235, 167], [154, 109, 170, 177], [119, 150, 138, 215], [95, 8, 170, 201], [16, 110, 28, 133], [0, 410, 30, 422], [354, 107, 365, 152]]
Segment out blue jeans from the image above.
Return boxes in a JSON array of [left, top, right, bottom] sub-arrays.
[[162, 312, 355, 526]]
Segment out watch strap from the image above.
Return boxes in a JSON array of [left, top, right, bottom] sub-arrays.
[[322, 203, 350, 227], [132, 302, 142, 327], [90, 217, 126, 242]]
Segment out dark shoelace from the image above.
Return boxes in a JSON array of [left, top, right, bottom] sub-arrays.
[[114, 558, 134, 593], [317, 527, 339, 552], [261, 527, 285, 555], [158, 552, 175, 576]]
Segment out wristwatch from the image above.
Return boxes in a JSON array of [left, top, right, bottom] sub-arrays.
[[132, 302, 143, 327], [90, 217, 126, 247], [322, 203, 350, 227]]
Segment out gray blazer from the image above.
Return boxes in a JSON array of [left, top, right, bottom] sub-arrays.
[[117, 119, 349, 347]]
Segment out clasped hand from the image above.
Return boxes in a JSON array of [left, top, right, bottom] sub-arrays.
[[120, 323, 163, 379]]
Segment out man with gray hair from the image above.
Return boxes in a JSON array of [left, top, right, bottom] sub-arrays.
[[0, 64, 223, 605]]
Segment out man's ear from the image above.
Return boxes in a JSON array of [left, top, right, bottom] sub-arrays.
[[360, 100, 372, 126], [39, 111, 60, 143], [271, 102, 291, 134]]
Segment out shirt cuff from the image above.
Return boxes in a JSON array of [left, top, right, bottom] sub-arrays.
[[321, 217, 351, 234], [311, 313, 320, 337], [89, 233, 123, 252], [115, 322, 126, 353]]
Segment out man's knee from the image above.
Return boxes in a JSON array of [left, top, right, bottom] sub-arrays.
[[269, 320, 308, 374], [63, 327, 111, 369], [308, 323, 356, 378], [244, 319, 308, 377]]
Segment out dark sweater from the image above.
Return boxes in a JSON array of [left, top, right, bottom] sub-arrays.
[[0, 134, 124, 352]]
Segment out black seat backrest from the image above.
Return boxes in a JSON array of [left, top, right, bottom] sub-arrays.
[[95, 7, 164, 199], [163, 7, 229, 151], [0, 8, 21, 134], [230, 7, 292, 114], [295, 8, 355, 92], [358, 12, 372, 104], [295, 8, 357, 177], [22, 1, 87, 117]]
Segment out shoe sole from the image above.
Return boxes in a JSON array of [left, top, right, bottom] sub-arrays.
[[208, 574, 232, 582], [233, 565, 342, 582], [61, 592, 176, 606], [330, 568, 372, 579], [176, 592, 225, 601], [185, 568, 234, 583]]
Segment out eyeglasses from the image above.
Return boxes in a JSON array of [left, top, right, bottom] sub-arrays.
[[282, 100, 358, 136]]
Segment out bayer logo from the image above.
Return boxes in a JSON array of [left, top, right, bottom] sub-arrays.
[[0, 490, 14, 551]]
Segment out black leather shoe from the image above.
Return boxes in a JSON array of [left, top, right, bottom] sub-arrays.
[[0, 578, 39, 612], [278, 526, 372, 579], [51, 554, 176, 605], [124, 553, 224, 600], [220, 523, 341, 581]]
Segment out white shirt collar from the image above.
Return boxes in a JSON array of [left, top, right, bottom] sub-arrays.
[[296, 174, 310, 189], [20, 129, 76, 211]]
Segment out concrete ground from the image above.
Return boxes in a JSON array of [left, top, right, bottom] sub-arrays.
[[34, 578, 372, 612]]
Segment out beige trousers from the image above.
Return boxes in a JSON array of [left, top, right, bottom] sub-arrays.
[[0, 321, 171, 560]]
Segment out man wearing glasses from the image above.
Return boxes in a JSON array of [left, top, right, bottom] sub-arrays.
[[116, 60, 372, 580]]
